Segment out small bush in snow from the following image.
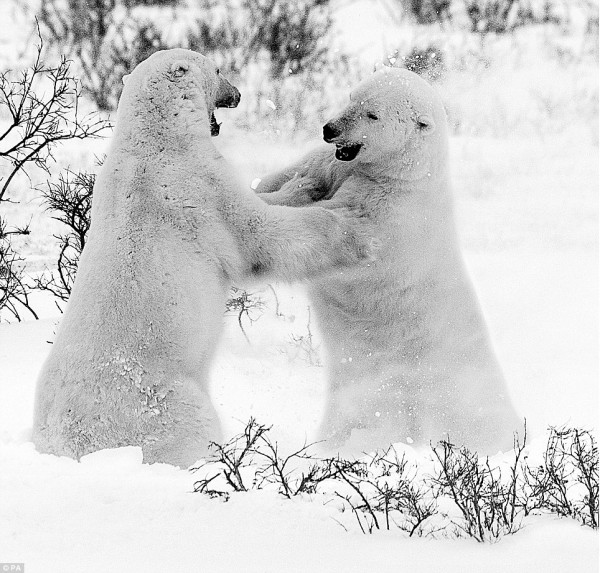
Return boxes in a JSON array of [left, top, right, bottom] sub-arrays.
[[35, 168, 96, 308], [253, 437, 338, 498], [192, 420, 599, 540], [192, 418, 270, 499], [429, 430, 527, 541], [225, 287, 266, 342], [399, 0, 453, 25], [0, 29, 108, 321], [398, 0, 565, 32], [462, 0, 563, 34], [192, 419, 338, 499], [331, 449, 439, 535], [0, 228, 37, 321], [521, 426, 598, 529], [187, 0, 333, 79]]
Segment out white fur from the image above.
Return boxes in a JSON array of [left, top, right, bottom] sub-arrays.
[[258, 67, 521, 454], [32, 50, 370, 467]]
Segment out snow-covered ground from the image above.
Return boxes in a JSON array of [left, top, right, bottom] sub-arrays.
[[1, 0, 598, 571]]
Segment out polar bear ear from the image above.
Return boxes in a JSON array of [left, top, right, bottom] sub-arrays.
[[122, 74, 130, 85], [170, 60, 189, 79], [417, 114, 435, 135]]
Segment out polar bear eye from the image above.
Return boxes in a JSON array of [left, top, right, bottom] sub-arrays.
[[216, 68, 220, 75], [170, 61, 189, 78], [367, 112, 379, 120], [416, 114, 435, 133]]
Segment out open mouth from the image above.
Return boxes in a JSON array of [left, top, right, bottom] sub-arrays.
[[335, 143, 362, 162], [210, 92, 241, 137], [210, 112, 221, 137]]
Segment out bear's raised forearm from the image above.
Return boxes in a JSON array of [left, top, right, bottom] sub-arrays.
[[217, 186, 369, 282], [255, 144, 338, 197], [245, 203, 369, 281]]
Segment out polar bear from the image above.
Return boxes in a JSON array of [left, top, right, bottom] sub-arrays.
[[32, 49, 370, 467], [257, 67, 521, 454]]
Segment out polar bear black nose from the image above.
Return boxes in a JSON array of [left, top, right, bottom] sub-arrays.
[[323, 122, 341, 142]]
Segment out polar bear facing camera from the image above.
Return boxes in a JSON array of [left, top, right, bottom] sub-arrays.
[[33, 49, 370, 467], [257, 67, 521, 454]]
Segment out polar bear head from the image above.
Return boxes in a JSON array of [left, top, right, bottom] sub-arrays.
[[119, 49, 240, 138], [323, 67, 447, 179]]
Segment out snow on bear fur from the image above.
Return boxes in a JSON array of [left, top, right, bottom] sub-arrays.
[[257, 66, 521, 454], [32, 49, 371, 467]]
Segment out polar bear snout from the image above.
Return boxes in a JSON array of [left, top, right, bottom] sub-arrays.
[[215, 76, 241, 109], [323, 121, 341, 143], [323, 119, 363, 162]]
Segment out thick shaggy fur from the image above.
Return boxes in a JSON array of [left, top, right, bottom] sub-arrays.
[[32, 50, 369, 467], [257, 67, 521, 454]]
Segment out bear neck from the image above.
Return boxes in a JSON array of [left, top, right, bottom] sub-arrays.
[[113, 94, 213, 157]]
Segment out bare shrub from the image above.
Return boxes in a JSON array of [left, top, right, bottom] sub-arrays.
[[522, 427, 598, 528], [331, 458, 380, 534], [192, 421, 598, 537], [187, 0, 332, 78], [365, 448, 439, 535], [331, 448, 439, 535], [254, 437, 338, 498], [288, 306, 322, 366], [0, 32, 108, 202], [398, 0, 453, 25], [225, 288, 266, 342], [192, 418, 270, 499], [0, 229, 38, 321], [35, 0, 333, 114], [398, 0, 560, 30], [36, 1, 174, 110], [0, 29, 108, 321], [429, 425, 528, 542], [192, 419, 338, 500], [244, 0, 332, 78], [35, 168, 96, 308], [463, 0, 521, 34]]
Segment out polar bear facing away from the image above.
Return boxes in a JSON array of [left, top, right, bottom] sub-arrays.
[[32, 50, 370, 467], [257, 67, 521, 454]]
